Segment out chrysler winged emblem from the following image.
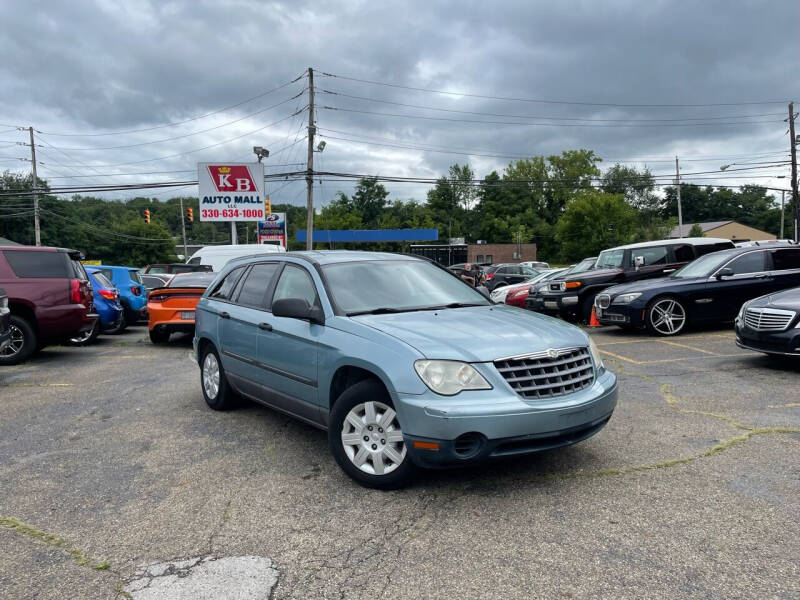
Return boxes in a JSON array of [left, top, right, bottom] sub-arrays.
[[547, 348, 559, 359]]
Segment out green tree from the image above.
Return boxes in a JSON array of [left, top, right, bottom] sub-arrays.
[[555, 190, 638, 261], [688, 223, 705, 237]]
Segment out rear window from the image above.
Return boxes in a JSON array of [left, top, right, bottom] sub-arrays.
[[4, 250, 71, 278], [168, 273, 216, 288], [771, 248, 800, 271], [92, 272, 114, 289], [632, 245, 668, 266], [129, 270, 143, 284]]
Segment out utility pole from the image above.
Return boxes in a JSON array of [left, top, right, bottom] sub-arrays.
[[179, 197, 188, 258], [675, 156, 683, 238], [29, 127, 41, 246], [789, 102, 799, 243], [231, 221, 237, 245], [305, 67, 315, 251], [780, 190, 785, 239]]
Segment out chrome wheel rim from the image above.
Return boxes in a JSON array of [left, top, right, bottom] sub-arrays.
[[202, 353, 220, 399], [650, 299, 686, 335], [1, 325, 24, 357], [341, 400, 406, 476]]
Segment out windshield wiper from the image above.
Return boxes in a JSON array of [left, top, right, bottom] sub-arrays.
[[437, 302, 486, 308], [347, 307, 406, 316]]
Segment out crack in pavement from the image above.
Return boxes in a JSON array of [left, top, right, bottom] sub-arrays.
[[0, 515, 113, 572]]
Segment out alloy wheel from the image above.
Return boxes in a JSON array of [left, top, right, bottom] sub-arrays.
[[202, 352, 220, 400], [341, 400, 406, 476], [1, 325, 24, 357], [649, 298, 686, 335]]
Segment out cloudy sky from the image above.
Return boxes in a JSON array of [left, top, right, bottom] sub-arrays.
[[1, 0, 797, 207]]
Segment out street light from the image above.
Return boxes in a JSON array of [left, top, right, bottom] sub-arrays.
[[253, 146, 270, 162], [315, 140, 326, 153], [720, 163, 734, 171]]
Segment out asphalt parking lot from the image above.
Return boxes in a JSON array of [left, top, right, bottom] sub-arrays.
[[1, 324, 799, 599]]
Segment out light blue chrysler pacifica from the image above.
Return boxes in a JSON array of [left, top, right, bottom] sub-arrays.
[[193, 251, 617, 489]]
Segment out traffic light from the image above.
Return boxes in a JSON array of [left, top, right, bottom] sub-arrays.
[[265, 196, 271, 215], [186, 207, 193, 222], [143, 209, 150, 224]]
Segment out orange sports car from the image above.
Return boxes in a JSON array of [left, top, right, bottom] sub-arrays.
[[148, 272, 216, 344]]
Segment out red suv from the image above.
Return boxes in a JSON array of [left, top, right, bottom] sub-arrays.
[[0, 246, 98, 365]]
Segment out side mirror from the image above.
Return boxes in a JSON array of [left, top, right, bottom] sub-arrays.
[[475, 285, 491, 300], [634, 256, 645, 270], [715, 267, 734, 280], [272, 297, 325, 325]]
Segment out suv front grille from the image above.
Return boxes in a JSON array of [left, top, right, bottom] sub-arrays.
[[744, 307, 795, 331], [494, 347, 594, 400]]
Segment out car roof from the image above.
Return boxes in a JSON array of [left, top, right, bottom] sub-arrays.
[[601, 237, 732, 252], [229, 250, 425, 267]]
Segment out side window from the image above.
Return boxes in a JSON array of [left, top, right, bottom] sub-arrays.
[[771, 249, 800, 271], [99, 268, 114, 280], [187, 257, 201, 265], [148, 266, 165, 274], [726, 251, 766, 275], [672, 244, 695, 263], [521, 267, 538, 276], [209, 266, 246, 301], [3, 251, 70, 278], [234, 264, 279, 308], [272, 264, 319, 307], [632, 246, 668, 266]]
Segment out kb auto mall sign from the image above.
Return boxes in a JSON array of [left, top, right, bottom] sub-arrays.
[[197, 162, 266, 222]]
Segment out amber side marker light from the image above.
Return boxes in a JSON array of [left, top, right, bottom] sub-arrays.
[[564, 281, 582, 289], [412, 441, 440, 451]]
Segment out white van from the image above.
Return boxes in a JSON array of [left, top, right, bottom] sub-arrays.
[[186, 244, 286, 272]]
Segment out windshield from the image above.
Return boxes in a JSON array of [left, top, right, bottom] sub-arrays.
[[595, 249, 625, 269], [670, 249, 737, 279], [322, 260, 490, 315]]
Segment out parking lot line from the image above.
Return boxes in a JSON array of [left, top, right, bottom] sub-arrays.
[[657, 339, 719, 356], [598, 349, 646, 365]]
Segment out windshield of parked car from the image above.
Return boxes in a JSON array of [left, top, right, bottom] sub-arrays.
[[595, 249, 625, 269], [322, 260, 491, 315], [669, 249, 737, 278]]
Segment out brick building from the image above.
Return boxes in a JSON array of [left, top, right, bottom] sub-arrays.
[[468, 243, 537, 264]]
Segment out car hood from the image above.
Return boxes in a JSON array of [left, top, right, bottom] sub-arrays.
[[603, 276, 706, 297], [567, 268, 622, 282], [747, 286, 800, 310], [351, 304, 589, 362]]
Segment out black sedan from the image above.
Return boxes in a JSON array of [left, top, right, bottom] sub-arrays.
[[735, 286, 800, 356], [594, 244, 800, 336]]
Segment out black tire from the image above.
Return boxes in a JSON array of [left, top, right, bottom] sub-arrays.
[[581, 293, 598, 324], [645, 296, 688, 336], [67, 320, 101, 346], [328, 379, 415, 490], [199, 345, 236, 410], [0, 315, 37, 366], [149, 327, 171, 344]]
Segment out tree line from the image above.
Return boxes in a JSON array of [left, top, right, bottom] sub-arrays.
[[1, 149, 789, 266]]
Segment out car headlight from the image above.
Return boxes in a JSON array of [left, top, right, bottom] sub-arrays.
[[736, 301, 748, 322], [611, 292, 642, 305], [414, 360, 492, 395], [588, 338, 604, 370]]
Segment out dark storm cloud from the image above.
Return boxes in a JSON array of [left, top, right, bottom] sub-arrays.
[[0, 0, 796, 205]]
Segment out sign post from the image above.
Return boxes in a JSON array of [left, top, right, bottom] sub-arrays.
[[257, 213, 287, 248], [197, 163, 267, 244]]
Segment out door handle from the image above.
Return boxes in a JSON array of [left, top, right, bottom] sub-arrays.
[[220, 311, 230, 319], [258, 322, 273, 331]]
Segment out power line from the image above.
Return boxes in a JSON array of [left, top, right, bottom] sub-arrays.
[[319, 71, 791, 108], [320, 89, 788, 123], [37, 90, 305, 151], [321, 104, 783, 128], [35, 72, 306, 137]]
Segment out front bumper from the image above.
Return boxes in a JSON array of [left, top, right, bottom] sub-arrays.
[[595, 301, 647, 327], [398, 369, 618, 468], [735, 322, 800, 356], [525, 295, 559, 314]]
